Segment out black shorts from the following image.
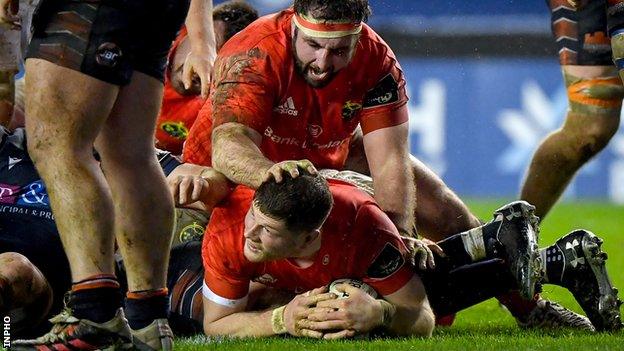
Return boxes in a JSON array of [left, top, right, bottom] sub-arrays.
[[27, 0, 190, 85], [166, 240, 204, 335], [547, 0, 624, 65]]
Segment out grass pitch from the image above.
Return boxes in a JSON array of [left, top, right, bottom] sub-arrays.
[[178, 200, 624, 350]]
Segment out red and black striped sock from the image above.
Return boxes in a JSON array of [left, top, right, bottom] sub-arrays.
[[126, 288, 169, 330], [70, 274, 122, 323]]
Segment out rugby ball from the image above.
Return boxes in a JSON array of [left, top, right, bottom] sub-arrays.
[[329, 279, 378, 299]]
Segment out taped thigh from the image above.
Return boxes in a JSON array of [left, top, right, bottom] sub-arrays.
[[564, 71, 624, 116]]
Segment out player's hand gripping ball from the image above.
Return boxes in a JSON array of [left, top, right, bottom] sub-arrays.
[[328, 279, 378, 299]]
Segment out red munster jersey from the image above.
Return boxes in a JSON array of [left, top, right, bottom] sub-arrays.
[[183, 9, 408, 167], [155, 27, 205, 155], [202, 179, 413, 307]]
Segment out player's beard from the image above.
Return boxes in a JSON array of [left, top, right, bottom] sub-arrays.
[[292, 37, 335, 88]]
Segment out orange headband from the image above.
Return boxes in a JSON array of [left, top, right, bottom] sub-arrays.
[[293, 13, 362, 38]]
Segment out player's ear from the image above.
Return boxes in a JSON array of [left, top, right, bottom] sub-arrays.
[[303, 229, 320, 245]]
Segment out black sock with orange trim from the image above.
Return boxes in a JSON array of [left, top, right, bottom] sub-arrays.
[[70, 274, 122, 323], [125, 288, 169, 330]]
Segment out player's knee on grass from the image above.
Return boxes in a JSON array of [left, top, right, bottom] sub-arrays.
[[0, 252, 53, 334]]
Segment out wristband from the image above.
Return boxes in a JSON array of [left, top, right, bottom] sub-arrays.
[[271, 305, 287, 334]]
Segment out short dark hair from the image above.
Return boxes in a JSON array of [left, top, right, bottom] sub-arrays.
[[254, 174, 333, 233], [294, 0, 371, 23], [213, 0, 259, 43]]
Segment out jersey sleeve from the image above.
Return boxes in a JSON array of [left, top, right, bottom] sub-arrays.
[[354, 203, 414, 296], [202, 229, 251, 308], [210, 47, 278, 133], [360, 47, 409, 135], [183, 101, 214, 166]]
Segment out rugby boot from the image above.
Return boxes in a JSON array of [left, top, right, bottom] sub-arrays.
[[541, 229, 623, 331], [487, 201, 542, 300], [517, 299, 595, 331], [11, 307, 133, 350], [131, 318, 174, 351]]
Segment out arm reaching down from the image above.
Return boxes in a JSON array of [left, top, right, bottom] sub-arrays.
[[363, 115, 416, 236]]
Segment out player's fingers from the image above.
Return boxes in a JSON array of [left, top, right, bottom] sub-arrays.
[[311, 285, 328, 294], [298, 319, 349, 331], [425, 245, 436, 269], [178, 176, 192, 204], [323, 329, 355, 340], [191, 177, 204, 201], [334, 283, 361, 296], [271, 167, 284, 183], [167, 176, 181, 201], [416, 247, 427, 270], [298, 328, 323, 339], [200, 70, 210, 99], [298, 159, 317, 175], [281, 162, 299, 179], [303, 292, 337, 307], [182, 55, 193, 90], [307, 309, 346, 322], [315, 298, 343, 310], [428, 243, 445, 257], [262, 169, 274, 182]]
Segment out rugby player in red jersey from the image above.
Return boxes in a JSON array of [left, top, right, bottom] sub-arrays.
[[156, 0, 259, 155], [184, 0, 427, 239], [183, 0, 597, 328], [200, 174, 621, 338]]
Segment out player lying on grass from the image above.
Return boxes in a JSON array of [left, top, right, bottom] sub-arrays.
[[200, 172, 623, 338]]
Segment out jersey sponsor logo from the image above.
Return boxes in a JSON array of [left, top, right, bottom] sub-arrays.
[[274, 97, 299, 116], [264, 126, 348, 150], [0, 184, 20, 204], [0, 204, 54, 220], [160, 121, 189, 140], [363, 74, 399, 109], [367, 242, 405, 279], [341, 100, 362, 121], [16, 180, 50, 208], [308, 124, 323, 138], [8, 157, 22, 170]]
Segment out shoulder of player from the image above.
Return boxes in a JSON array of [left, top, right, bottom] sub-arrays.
[[207, 186, 254, 234], [356, 24, 394, 59], [218, 11, 291, 62]]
